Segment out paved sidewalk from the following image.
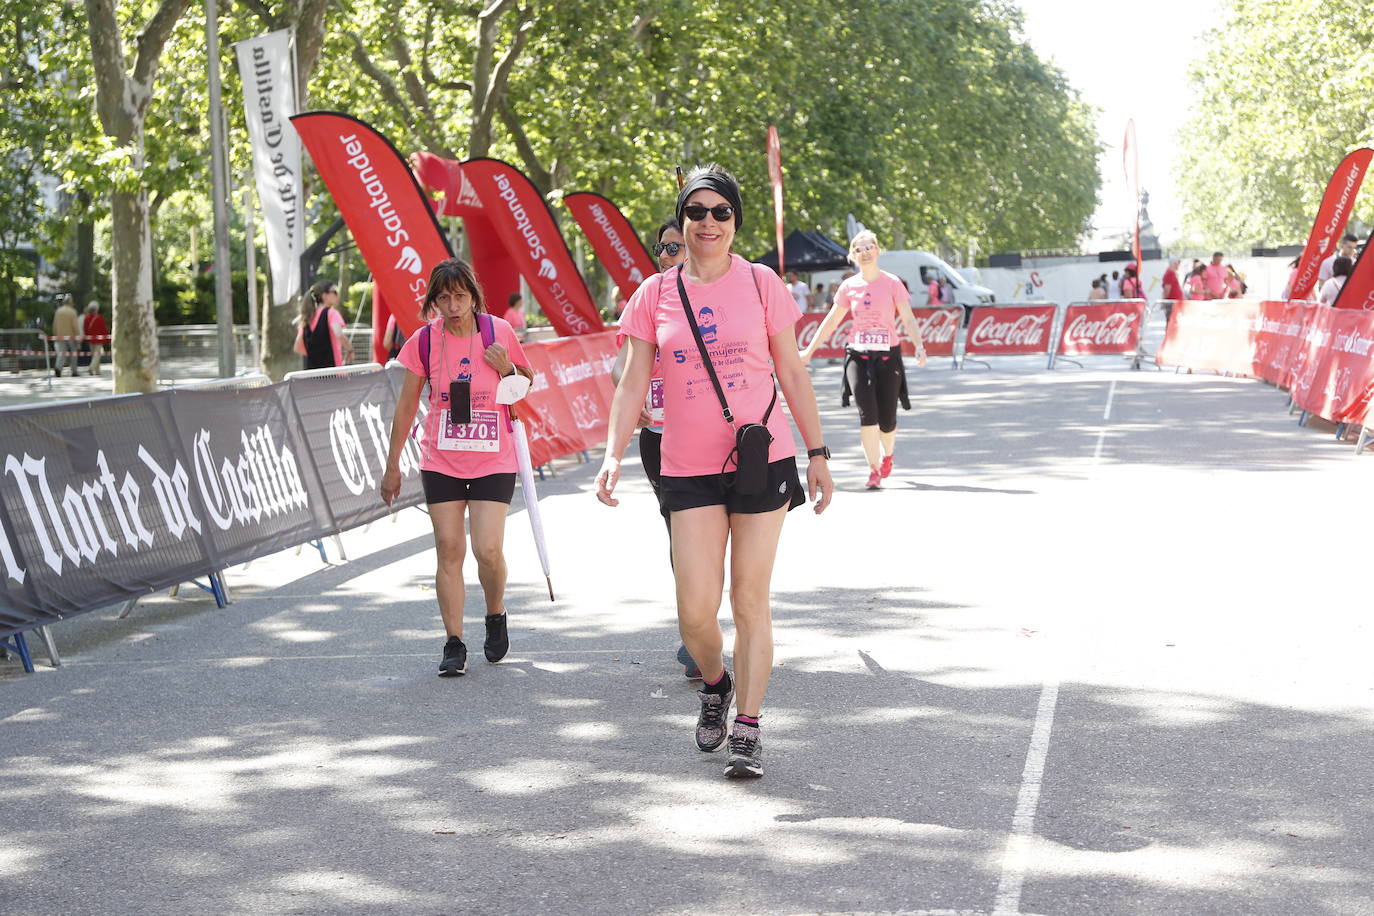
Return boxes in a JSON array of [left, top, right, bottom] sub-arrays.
[[3, 356, 1373, 915]]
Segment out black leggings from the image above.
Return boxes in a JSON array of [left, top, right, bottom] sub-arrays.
[[845, 350, 902, 432]]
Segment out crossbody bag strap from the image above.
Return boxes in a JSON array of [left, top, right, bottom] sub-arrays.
[[748, 263, 779, 426], [675, 266, 735, 426]]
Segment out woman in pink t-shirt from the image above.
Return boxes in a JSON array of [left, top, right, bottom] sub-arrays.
[[800, 231, 928, 489], [596, 165, 833, 780], [380, 259, 534, 678], [293, 279, 354, 369]]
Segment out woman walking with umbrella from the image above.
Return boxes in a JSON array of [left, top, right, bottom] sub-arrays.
[[381, 259, 534, 677], [597, 164, 833, 779]]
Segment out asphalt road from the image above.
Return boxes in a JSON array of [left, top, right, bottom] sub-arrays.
[[3, 351, 1372, 915]]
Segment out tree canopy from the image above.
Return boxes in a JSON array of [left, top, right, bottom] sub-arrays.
[[1176, 0, 1374, 246]]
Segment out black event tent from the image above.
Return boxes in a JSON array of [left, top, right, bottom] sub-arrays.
[[753, 229, 852, 273]]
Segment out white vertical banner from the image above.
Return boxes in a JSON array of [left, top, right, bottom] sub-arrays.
[[234, 28, 302, 305]]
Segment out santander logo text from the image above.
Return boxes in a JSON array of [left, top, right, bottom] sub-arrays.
[[969, 313, 1050, 348], [494, 171, 590, 333]]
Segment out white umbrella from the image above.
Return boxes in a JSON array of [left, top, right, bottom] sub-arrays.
[[511, 417, 554, 601]]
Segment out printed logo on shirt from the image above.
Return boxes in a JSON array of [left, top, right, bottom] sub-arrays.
[[697, 307, 719, 345]]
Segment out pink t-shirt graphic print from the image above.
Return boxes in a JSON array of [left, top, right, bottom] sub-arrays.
[[835, 270, 908, 351], [619, 255, 802, 477]]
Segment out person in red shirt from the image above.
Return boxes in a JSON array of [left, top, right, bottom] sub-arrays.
[[1159, 258, 1183, 322], [81, 302, 110, 376]]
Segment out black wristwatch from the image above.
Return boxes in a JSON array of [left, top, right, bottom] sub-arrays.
[[807, 445, 831, 460]]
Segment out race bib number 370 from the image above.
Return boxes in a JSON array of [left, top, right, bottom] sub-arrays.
[[439, 409, 501, 452]]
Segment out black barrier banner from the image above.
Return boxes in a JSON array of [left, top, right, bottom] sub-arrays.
[[288, 367, 425, 530], [0, 369, 432, 638], [0, 391, 216, 632]]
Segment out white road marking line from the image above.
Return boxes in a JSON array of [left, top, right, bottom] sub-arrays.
[[1091, 380, 1118, 467], [991, 680, 1061, 916]]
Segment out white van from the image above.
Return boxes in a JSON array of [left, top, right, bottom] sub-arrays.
[[811, 250, 996, 313]]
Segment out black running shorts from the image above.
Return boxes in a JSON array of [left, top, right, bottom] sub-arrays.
[[420, 470, 516, 505], [657, 457, 806, 515]]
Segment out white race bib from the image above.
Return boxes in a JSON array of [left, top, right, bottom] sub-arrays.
[[438, 409, 501, 452], [851, 328, 892, 350]]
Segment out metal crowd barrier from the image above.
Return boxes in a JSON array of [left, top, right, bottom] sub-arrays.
[[0, 328, 53, 388]]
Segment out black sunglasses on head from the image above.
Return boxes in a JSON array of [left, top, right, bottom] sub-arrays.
[[682, 204, 735, 223], [653, 241, 684, 256]]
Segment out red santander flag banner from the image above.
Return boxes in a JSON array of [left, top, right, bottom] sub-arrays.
[[1056, 301, 1145, 356], [795, 307, 960, 358], [461, 158, 603, 337], [1290, 148, 1372, 302], [290, 112, 451, 337], [965, 305, 1056, 356], [563, 192, 655, 302], [767, 125, 785, 277], [1123, 120, 1142, 269]]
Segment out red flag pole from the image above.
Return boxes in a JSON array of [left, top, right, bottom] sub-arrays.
[[767, 126, 785, 278]]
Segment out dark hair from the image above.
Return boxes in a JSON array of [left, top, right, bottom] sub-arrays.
[[1091, 279, 1101, 289], [1212, 251, 1224, 258], [421, 258, 485, 319], [507, 291, 522, 308], [656, 218, 681, 243], [675, 163, 743, 231], [1333, 256, 1354, 278], [301, 278, 336, 325], [1344, 233, 1360, 244]]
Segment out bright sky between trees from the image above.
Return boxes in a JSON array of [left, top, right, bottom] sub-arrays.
[[1016, 0, 1224, 248]]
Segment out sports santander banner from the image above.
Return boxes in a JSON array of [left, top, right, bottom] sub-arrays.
[[1288, 307, 1374, 420], [795, 308, 960, 358], [1289, 147, 1373, 302], [964, 305, 1056, 356], [1056, 301, 1146, 356], [461, 158, 603, 337], [234, 29, 303, 305], [563, 192, 655, 303], [1253, 300, 1310, 385], [291, 112, 451, 336], [767, 125, 785, 277]]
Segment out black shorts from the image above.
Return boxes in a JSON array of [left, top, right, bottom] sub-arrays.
[[421, 470, 516, 505], [845, 348, 903, 432], [658, 457, 806, 515]]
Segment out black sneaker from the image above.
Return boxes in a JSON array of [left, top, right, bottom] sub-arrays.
[[438, 636, 467, 677], [695, 684, 733, 752], [724, 723, 763, 778], [483, 612, 509, 663]]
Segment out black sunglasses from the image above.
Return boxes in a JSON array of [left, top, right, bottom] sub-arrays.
[[653, 241, 684, 257], [682, 204, 735, 223]]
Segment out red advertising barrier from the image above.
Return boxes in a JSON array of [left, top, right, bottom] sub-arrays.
[[1252, 300, 1313, 386], [965, 305, 1056, 357], [1056, 301, 1146, 356], [520, 331, 618, 468], [1287, 308, 1374, 422], [795, 308, 961, 358], [1156, 299, 1263, 375]]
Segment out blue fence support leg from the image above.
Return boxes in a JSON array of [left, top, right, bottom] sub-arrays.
[[0, 632, 36, 673]]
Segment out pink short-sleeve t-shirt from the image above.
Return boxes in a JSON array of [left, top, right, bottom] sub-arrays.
[[1203, 264, 1228, 296], [619, 255, 802, 477], [397, 314, 529, 479], [835, 271, 908, 351], [615, 328, 666, 431]]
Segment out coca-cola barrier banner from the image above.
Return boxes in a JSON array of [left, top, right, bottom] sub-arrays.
[[965, 305, 1057, 356], [563, 192, 655, 304], [795, 309, 961, 359], [1056, 301, 1146, 356], [0, 338, 618, 639], [291, 112, 453, 337]]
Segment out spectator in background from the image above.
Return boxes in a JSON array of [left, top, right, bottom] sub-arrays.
[[1281, 257, 1300, 300], [926, 271, 942, 304], [293, 279, 354, 369], [82, 302, 109, 376], [1120, 264, 1144, 299], [1319, 256, 1352, 306], [382, 313, 406, 361], [1187, 263, 1208, 300], [1203, 252, 1229, 299], [826, 282, 839, 308], [1160, 258, 1183, 322], [1108, 270, 1122, 298], [1226, 265, 1246, 298], [786, 270, 810, 312], [810, 283, 827, 312], [51, 294, 81, 377], [1319, 234, 1359, 285], [506, 292, 528, 340], [1088, 279, 1107, 300], [940, 275, 954, 305]]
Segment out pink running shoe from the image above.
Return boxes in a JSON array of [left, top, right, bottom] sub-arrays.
[[879, 455, 893, 478], [866, 468, 882, 489]]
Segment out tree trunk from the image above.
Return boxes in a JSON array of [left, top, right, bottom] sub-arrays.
[[76, 191, 94, 309], [110, 188, 159, 392], [261, 284, 301, 380]]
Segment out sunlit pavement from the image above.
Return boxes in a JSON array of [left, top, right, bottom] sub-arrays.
[[3, 338, 1373, 914]]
